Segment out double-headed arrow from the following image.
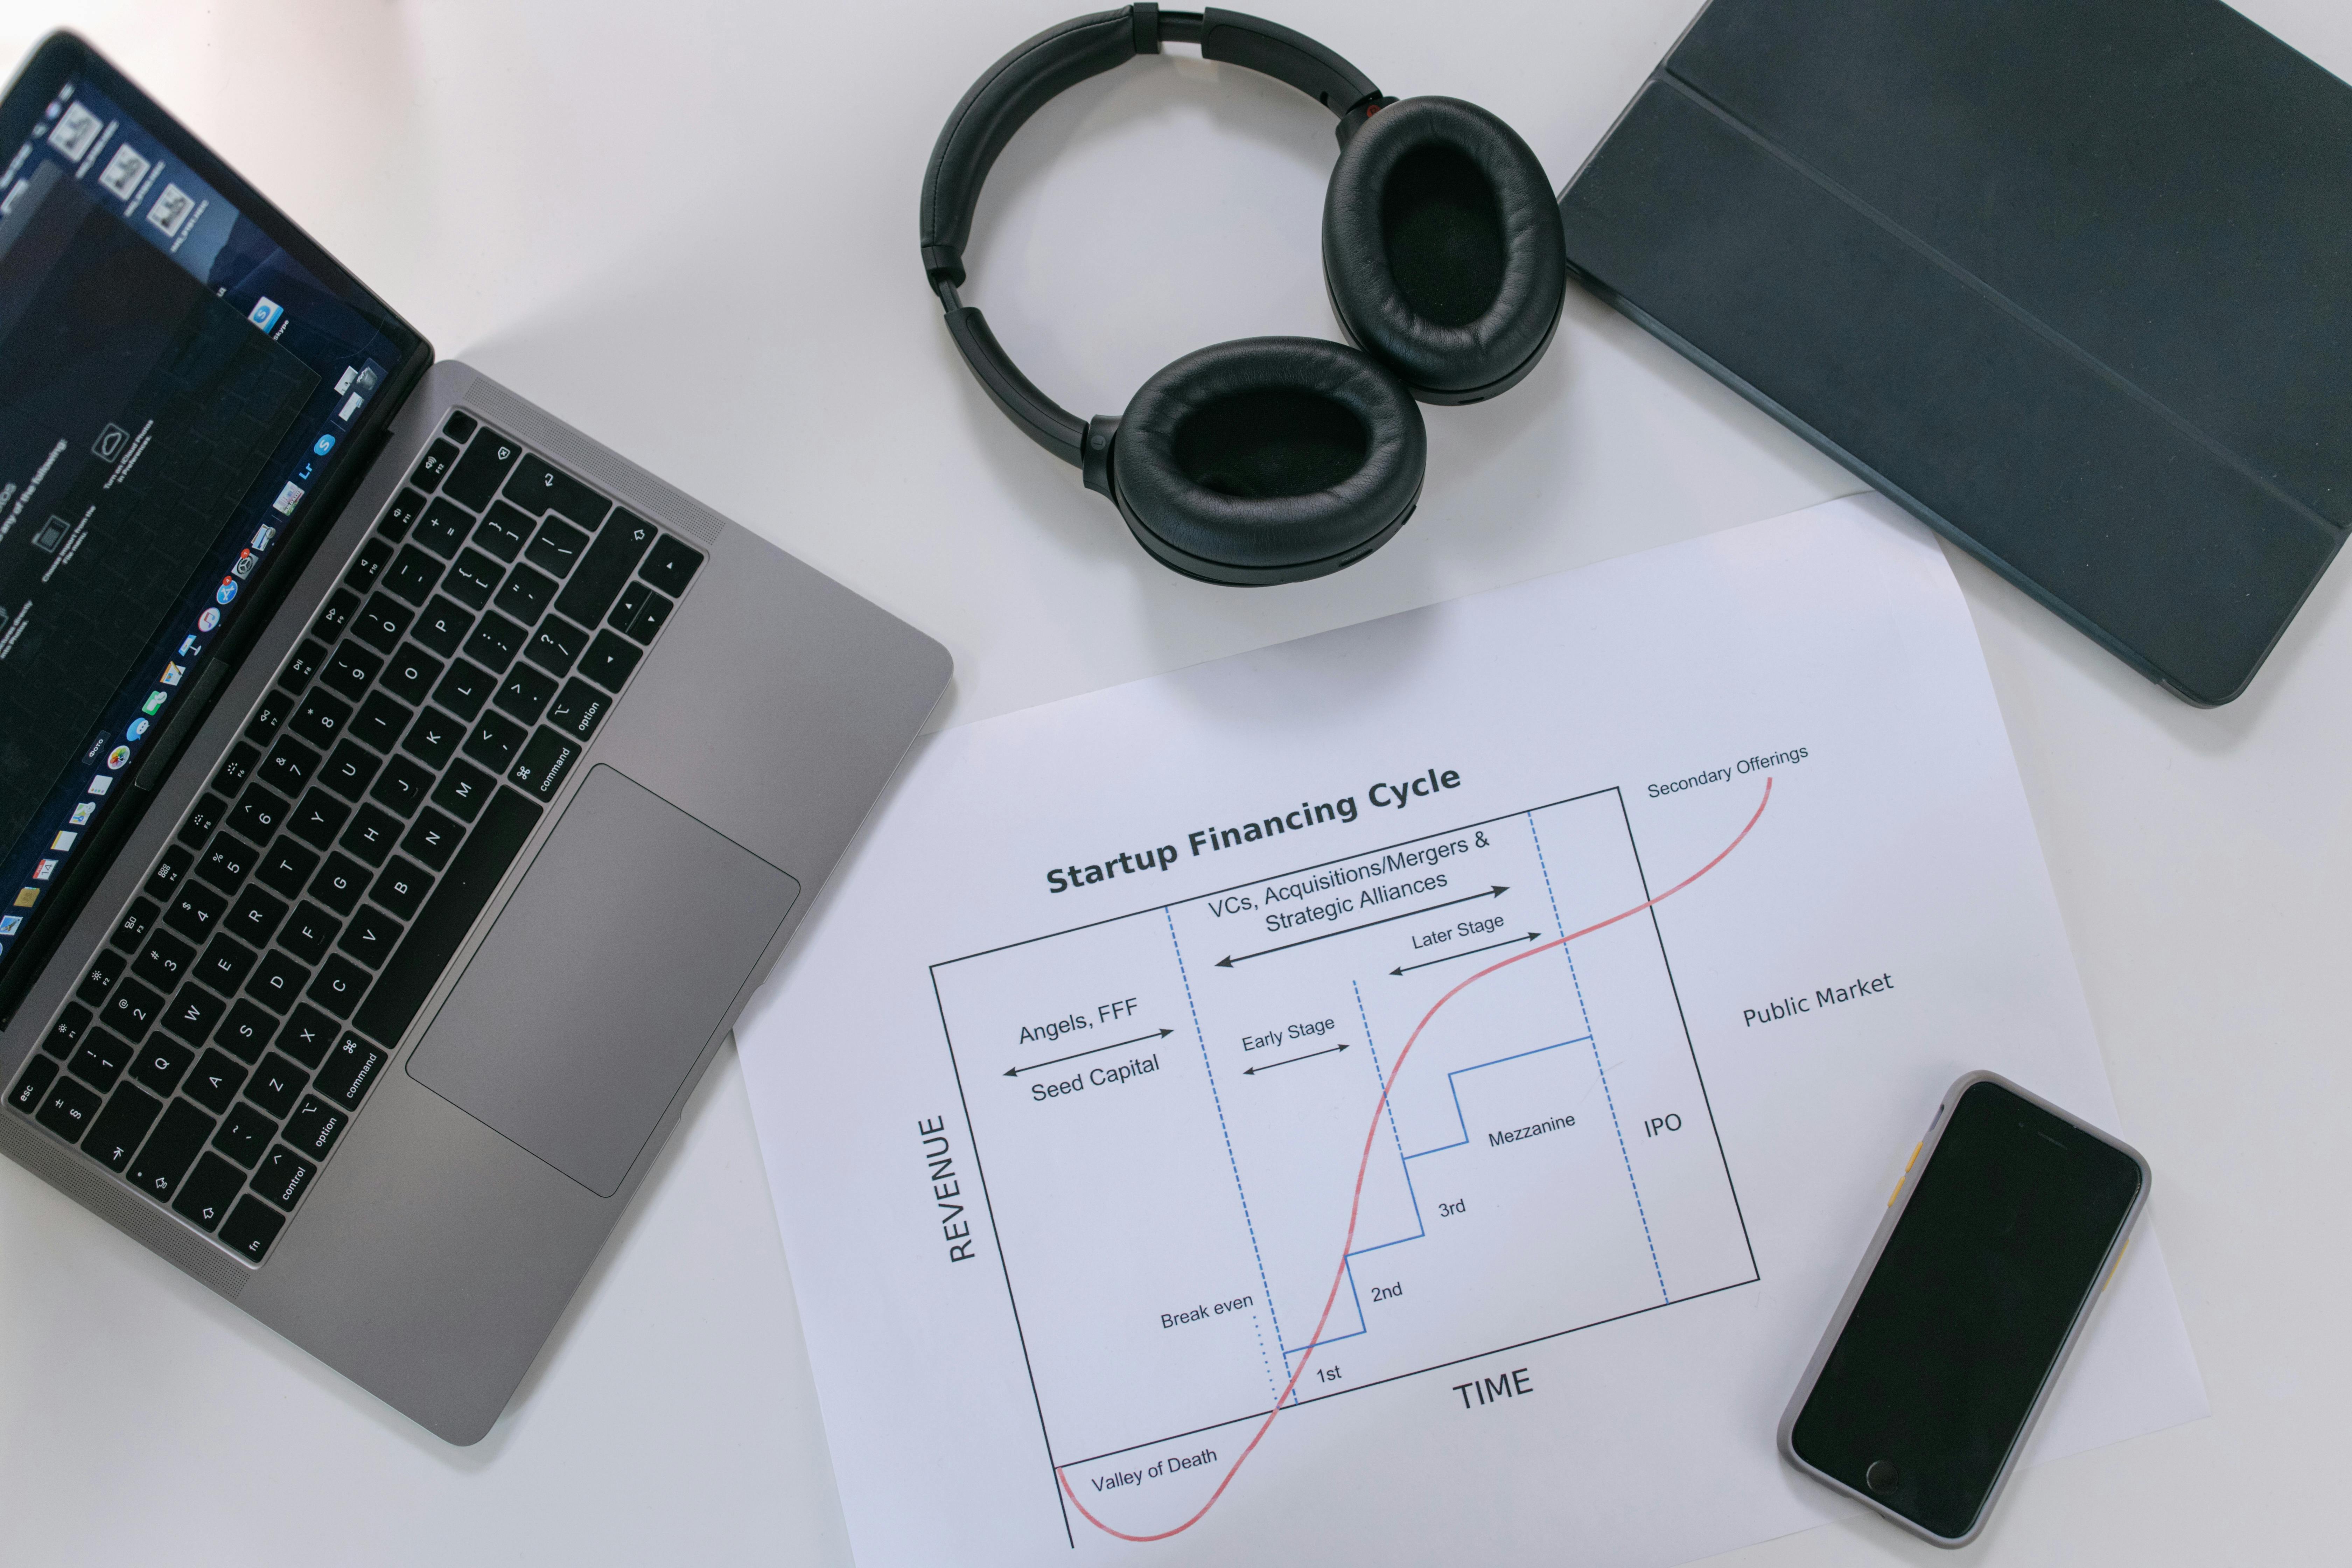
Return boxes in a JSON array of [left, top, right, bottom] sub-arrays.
[[1004, 1027, 1172, 1078], [1214, 886, 1508, 968], [1244, 1042, 1349, 1076], [1391, 931, 1543, 976]]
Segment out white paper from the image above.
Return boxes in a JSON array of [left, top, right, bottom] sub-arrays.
[[736, 497, 2205, 1567]]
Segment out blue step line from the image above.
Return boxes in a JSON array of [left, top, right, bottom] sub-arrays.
[[1402, 1035, 1594, 1160], [1282, 1257, 1368, 1361]]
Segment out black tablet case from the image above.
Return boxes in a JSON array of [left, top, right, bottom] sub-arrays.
[[1558, 0, 2352, 704]]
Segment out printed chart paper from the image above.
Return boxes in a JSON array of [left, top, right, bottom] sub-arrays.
[[736, 498, 2204, 1567]]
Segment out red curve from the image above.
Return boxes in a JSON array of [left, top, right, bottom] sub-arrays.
[[1059, 778, 1775, 1542]]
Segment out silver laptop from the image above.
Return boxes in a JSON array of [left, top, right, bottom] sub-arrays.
[[0, 34, 948, 1442]]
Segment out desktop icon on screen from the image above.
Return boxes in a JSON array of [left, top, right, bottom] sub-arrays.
[[69, 803, 93, 825], [273, 482, 303, 516], [177, 635, 198, 656], [12, 888, 35, 909], [251, 524, 276, 552], [50, 832, 75, 852], [125, 719, 149, 742], [0, 916, 20, 936], [161, 662, 184, 686], [312, 433, 336, 456], [88, 775, 112, 795], [197, 607, 220, 632], [249, 296, 283, 331], [230, 550, 256, 580], [106, 748, 130, 770], [32, 860, 57, 882], [141, 691, 168, 715], [216, 578, 238, 606]]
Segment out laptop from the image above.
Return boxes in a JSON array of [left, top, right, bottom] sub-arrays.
[[0, 33, 949, 1443]]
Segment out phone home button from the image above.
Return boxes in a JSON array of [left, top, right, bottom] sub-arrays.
[[1865, 1459, 1901, 1496]]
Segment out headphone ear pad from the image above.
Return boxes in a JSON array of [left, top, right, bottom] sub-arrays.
[[1324, 96, 1568, 404], [1111, 337, 1426, 586]]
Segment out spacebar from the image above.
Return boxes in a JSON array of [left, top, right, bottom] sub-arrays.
[[354, 788, 544, 1045]]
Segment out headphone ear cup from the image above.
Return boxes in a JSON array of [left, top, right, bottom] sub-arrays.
[[1323, 96, 1568, 404], [1110, 337, 1426, 586]]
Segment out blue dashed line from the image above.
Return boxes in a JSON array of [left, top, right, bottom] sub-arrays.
[[1166, 907, 1286, 1394], [1527, 813, 1669, 1303], [1352, 980, 1411, 1169]]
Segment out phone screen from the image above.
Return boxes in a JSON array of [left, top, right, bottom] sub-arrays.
[[1788, 1080, 2143, 1540]]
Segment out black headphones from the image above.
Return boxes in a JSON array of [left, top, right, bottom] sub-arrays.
[[921, 6, 1568, 585]]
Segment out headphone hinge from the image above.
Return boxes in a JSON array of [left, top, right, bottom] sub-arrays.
[[1083, 415, 1122, 497], [1335, 94, 1396, 151]]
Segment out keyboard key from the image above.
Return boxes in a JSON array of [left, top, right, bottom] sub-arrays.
[[524, 516, 590, 578], [260, 735, 321, 796], [344, 535, 392, 594], [36, 1074, 102, 1141], [244, 686, 293, 744], [504, 453, 610, 527], [312, 588, 360, 642], [610, 580, 650, 632], [132, 929, 196, 991], [352, 593, 412, 652], [243, 950, 310, 1015], [308, 955, 371, 1017], [370, 754, 435, 817], [279, 906, 342, 967], [640, 535, 704, 594], [279, 1007, 337, 1069], [40, 1004, 92, 1059], [443, 411, 478, 442], [463, 709, 526, 771], [286, 1096, 348, 1160], [252, 1145, 317, 1211], [553, 507, 655, 627], [127, 1100, 215, 1199], [337, 906, 402, 968], [212, 742, 260, 795], [10, 1056, 57, 1115], [75, 946, 126, 1007], [109, 901, 159, 953], [384, 545, 444, 606], [83, 1084, 162, 1170], [101, 978, 164, 1040], [411, 437, 461, 491], [354, 788, 543, 1048], [246, 1053, 309, 1119], [477, 500, 536, 563], [525, 614, 589, 677], [309, 854, 371, 915], [319, 739, 383, 801], [286, 789, 351, 850], [620, 586, 675, 643], [212, 1103, 274, 1168], [320, 643, 382, 702], [430, 661, 493, 721], [463, 611, 526, 671], [493, 562, 556, 623], [193, 934, 258, 994], [68, 1028, 132, 1091], [446, 548, 504, 609], [165, 882, 228, 942], [444, 427, 521, 511], [369, 858, 433, 920], [412, 595, 476, 658], [195, 833, 260, 892], [576, 630, 644, 693], [226, 887, 289, 948], [215, 1000, 281, 1063], [414, 496, 475, 558], [255, 838, 321, 899], [382, 644, 444, 707], [282, 638, 330, 689], [159, 982, 229, 1046], [431, 761, 496, 822], [510, 728, 580, 800], [351, 693, 410, 753], [316, 1032, 387, 1110], [340, 804, 402, 866], [139, 846, 192, 906], [173, 1152, 246, 1231], [288, 690, 354, 749], [186, 1052, 246, 1113], [230, 786, 290, 844], [494, 662, 557, 724], [401, 809, 464, 871], [382, 487, 429, 541], [220, 1195, 287, 1261], [178, 791, 230, 847], [127, 1033, 194, 1098]]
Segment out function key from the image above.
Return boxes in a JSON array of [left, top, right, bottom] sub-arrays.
[[282, 638, 331, 689], [127, 1100, 217, 1200], [172, 1152, 246, 1232], [310, 588, 360, 642], [34, 1072, 101, 1142], [640, 535, 704, 595], [509, 728, 579, 801], [83, 1084, 162, 1171], [410, 438, 462, 492], [41, 1003, 94, 1059], [351, 594, 413, 654], [442, 427, 522, 512], [576, 630, 644, 693], [524, 517, 589, 578], [244, 687, 294, 746], [502, 454, 610, 529], [442, 410, 478, 443], [142, 846, 195, 905], [178, 793, 230, 847], [414, 497, 476, 558], [381, 487, 430, 540], [212, 742, 261, 795], [219, 1195, 287, 1262], [475, 500, 534, 562], [9, 1055, 58, 1116], [343, 536, 393, 594], [109, 901, 161, 953]]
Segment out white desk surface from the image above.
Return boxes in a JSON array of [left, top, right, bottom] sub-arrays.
[[1, 1, 2345, 1562]]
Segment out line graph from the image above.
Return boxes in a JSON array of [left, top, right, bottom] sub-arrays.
[[932, 783, 1771, 1545]]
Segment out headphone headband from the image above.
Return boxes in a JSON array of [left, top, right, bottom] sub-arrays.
[[922, 6, 1386, 466]]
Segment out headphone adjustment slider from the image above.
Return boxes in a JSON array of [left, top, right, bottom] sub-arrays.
[[1335, 94, 1398, 151], [1082, 414, 1122, 498]]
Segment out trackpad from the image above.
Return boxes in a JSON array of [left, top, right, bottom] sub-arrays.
[[406, 765, 798, 1196]]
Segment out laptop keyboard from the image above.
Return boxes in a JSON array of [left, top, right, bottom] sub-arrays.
[[7, 411, 702, 1264]]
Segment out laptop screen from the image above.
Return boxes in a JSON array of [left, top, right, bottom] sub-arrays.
[[0, 43, 424, 1001]]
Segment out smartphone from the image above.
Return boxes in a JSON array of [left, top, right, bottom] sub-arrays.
[[1778, 1071, 2149, 1546]]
